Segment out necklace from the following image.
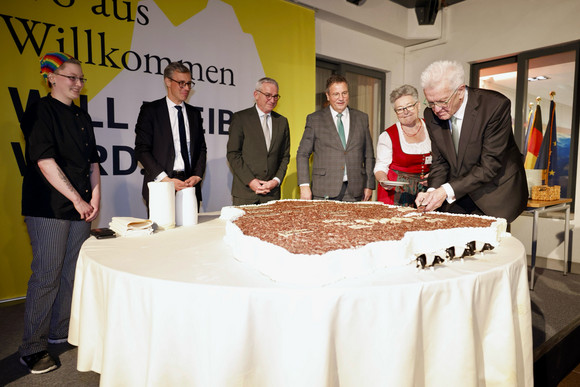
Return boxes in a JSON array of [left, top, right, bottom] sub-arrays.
[[402, 121, 422, 137]]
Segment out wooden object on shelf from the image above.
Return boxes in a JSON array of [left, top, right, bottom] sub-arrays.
[[531, 185, 560, 201]]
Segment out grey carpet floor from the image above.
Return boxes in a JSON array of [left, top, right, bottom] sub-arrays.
[[0, 267, 578, 386]]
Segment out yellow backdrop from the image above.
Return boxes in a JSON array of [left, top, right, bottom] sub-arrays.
[[0, 0, 314, 300]]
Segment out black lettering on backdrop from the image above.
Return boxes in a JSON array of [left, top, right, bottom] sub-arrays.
[[84, 29, 95, 64], [206, 65, 218, 84], [8, 87, 41, 123], [136, 4, 149, 26], [185, 62, 203, 81], [92, 0, 135, 22], [113, 145, 137, 175], [11, 142, 26, 176], [219, 109, 232, 135], [9, 94, 233, 177], [52, 0, 75, 8], [107, 97, 128, 129], [220, 68, 234, 86], [94, 145, 138, 176], [96, 145, 107, 175], [121, 50, 141, 71], [0, 14, 55, 55], [53, 0, 74, 7], [195, 106, 233, 135], [208, 108, 215, 134], [143, 54, 171, 75], [98, 32, 120, 68], [1, 13, 235, 85], [79, 95, 103, 127], [8, 87, 36, 175]]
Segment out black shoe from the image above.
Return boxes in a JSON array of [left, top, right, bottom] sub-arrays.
[[19, 351, 58, 374]]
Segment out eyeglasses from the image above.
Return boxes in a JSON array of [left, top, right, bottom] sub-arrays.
[[168, 77, 195, 89], [256, 89, 281, 100], [394, 101, 418, 115], [329, 91, 349, 99], [424, 86, 461, 109], [55, 73, 87, 83]]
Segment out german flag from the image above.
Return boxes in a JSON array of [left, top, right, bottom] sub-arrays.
[[524, 104, 543, 169]]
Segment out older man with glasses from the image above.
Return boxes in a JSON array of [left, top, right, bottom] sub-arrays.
[[135, 62, 207, 209], [226, 77, 290, 205], [415, 60, 527, 223]]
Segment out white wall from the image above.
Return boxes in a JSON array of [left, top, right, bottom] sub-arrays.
[[314, 0, 580, 272]]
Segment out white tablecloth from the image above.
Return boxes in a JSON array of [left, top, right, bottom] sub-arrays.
[[69, 215, 533, 387]]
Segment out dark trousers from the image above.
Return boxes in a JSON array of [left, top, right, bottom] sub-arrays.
[[445, 195, 485, 216], [232, 195, 277, 206], [313, 182, 360, 202], [20, 216, 90, 356]]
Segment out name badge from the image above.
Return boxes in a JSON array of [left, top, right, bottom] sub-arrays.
[[424, 155, 433, 164]]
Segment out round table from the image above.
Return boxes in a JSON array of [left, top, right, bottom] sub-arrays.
[[69, 215, 533, 386]]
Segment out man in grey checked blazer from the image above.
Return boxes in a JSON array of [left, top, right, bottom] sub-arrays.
[[297, 74, 375, 201]]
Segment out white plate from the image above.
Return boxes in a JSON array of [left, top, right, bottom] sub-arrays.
[[379, 180, 409, 187]]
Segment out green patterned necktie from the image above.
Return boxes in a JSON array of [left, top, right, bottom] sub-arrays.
[[337, 113, 346, 149]]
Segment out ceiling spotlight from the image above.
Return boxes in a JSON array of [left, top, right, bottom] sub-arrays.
[[346, 0, 367, 5]]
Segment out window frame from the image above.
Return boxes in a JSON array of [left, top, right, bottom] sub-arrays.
[[470, 40, 580, 210]]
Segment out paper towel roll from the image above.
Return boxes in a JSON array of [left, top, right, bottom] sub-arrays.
[[148, 181, 175, 230], [176, 187, 198, 226], [525, 169, 543, 198]]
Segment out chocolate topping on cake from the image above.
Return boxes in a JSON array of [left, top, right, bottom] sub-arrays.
[[233, 201, 494, 255]]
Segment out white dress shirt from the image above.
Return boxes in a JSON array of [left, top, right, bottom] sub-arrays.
[[154, 97, 191, 181], [330, 106, 350, 181], [441, 87, 469, 202], [255, 105, 280, 185]]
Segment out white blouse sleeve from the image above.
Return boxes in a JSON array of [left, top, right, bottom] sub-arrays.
[[374, 131, 393, 174]]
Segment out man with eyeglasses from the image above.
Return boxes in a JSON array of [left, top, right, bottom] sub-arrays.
[[135, 62, 207, 209], [297, 74, 375, 201], [226, 77, 290, 205], [415, 60, 527, 223]]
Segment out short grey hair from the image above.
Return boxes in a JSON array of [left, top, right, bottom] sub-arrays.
[[255, 77, 279, 91], [389, 84, 419, 105], [163, 62, 191, 79], [420, 60, 465, 90]]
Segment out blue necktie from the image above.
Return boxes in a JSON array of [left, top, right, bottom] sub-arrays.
[[175, 105, 191, 174]]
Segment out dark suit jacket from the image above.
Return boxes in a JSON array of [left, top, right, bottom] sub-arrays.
[[296, 106, 376, 199], [424, 87, 527, 223], [226, 106, 290, 202], [134, 97, 207, 204]]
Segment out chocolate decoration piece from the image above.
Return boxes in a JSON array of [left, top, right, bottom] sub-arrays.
[[416, 254, 427, 269], [465, 241, 476, 256], [481, 243, 494, 252], [432, 255, 444, 265]]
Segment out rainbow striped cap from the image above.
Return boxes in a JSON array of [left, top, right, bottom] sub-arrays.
[[40, 52, 74, 83]]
